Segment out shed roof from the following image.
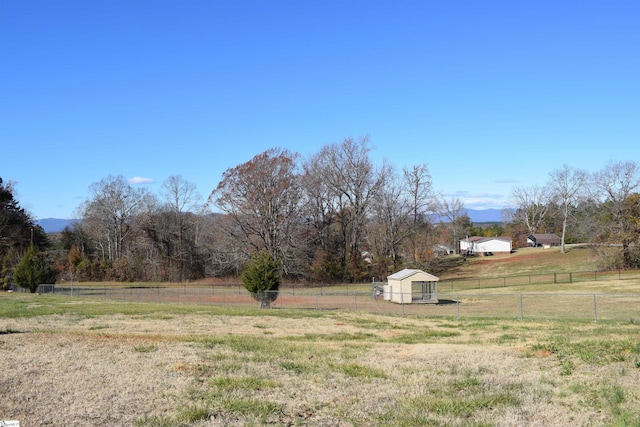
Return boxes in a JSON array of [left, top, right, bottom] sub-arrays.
[[387, 268, 439, 282]]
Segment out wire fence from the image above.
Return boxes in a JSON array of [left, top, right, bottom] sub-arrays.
[[437, 268, 640, 292], [49, 284, 640, 322]]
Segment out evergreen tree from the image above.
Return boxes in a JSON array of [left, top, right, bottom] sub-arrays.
[[14, 245, 57, 293], [241, 250, 281, 308], [1, 177, 51, 289]]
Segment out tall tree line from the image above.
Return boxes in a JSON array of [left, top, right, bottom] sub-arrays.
[[507, 160, 640, 269], [3, 145, 639, 286], [55, 137, 441, 283]]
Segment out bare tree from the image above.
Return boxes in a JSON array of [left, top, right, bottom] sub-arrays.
[[403, 164, 434, 261], [211, 148, 302, 274], [301, 152, 338, 258], [82, 175, 148, 264], [159, 175, 202, 280], [370, 162, 407, 269], [510, 185, 551, 236], [591, 160, 640, 267], [548, 164, 588, 253], [161, 175, 201, 215], [434, 196, 467, 253], [314, 136, 385, 281]]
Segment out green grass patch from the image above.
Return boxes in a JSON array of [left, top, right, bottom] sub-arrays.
[[541, 337, 640, 365], [331, 362, 387, 379], [280, 360, 315, 375], [133, 344, 158, 353], [210, 375, 279, 391], [297, 331, 379, 342], [389, 329, 460, 344]]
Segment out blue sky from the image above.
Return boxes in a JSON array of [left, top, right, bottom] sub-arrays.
[[1, 0, 638, 219]]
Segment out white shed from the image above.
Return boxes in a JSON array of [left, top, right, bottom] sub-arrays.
[[385, 269, 439, 304]]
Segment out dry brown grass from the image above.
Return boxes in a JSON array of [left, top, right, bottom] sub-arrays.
[[1, 296, 639, 426]]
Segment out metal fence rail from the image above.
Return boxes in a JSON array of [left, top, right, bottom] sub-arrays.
[[53, 285, 640, 322]]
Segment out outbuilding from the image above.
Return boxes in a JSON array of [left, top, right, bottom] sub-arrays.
[[460, 236, 512, 255], [384, 269, 439, 304]]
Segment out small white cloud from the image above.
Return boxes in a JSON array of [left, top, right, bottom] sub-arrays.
[[128, 176, 154, 185]]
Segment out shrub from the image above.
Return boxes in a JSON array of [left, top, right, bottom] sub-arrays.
[[241, 250, 281, 308]]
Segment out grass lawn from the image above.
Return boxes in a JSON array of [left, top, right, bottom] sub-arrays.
[[1, 294, 639, 426], [2, 245, 638, 425]]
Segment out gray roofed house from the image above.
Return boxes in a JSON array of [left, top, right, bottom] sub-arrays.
[[527, 233, 561, 247]]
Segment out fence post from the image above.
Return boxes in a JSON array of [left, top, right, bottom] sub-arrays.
[[554, 273, 557, 284], [519, 294, 523, 320], [354, 293, 358, 311], [456, 295, 460, 320], [570, 272, 572, 283], [593, 294, 598, 322]]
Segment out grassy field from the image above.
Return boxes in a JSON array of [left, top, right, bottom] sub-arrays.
[[0, 296, 639, 426], [1, 246, 639, 426], [440, 245, 600, 279]]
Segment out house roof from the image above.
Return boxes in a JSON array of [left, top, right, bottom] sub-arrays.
[[464, 236, 512, 243], [528, 233, 561, 244], [387, 268, 439, 282]]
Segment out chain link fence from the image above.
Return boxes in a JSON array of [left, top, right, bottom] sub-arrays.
[[438, 268, 640, 291], [51, 284, 640, 322]]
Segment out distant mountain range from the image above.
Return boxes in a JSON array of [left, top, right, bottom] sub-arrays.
[[37, 218, 77, 233], [37, 209, 510, 233], [464, 208, 512, 223]]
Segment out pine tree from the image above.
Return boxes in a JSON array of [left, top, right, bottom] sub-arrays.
[[14, 245, 57, 293]]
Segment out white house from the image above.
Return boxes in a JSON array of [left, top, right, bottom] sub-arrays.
[[384, 269, 439, 304], [460, 236, 512, 255]]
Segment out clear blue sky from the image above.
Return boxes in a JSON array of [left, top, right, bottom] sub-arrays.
[[1, 0, 638, 219]]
